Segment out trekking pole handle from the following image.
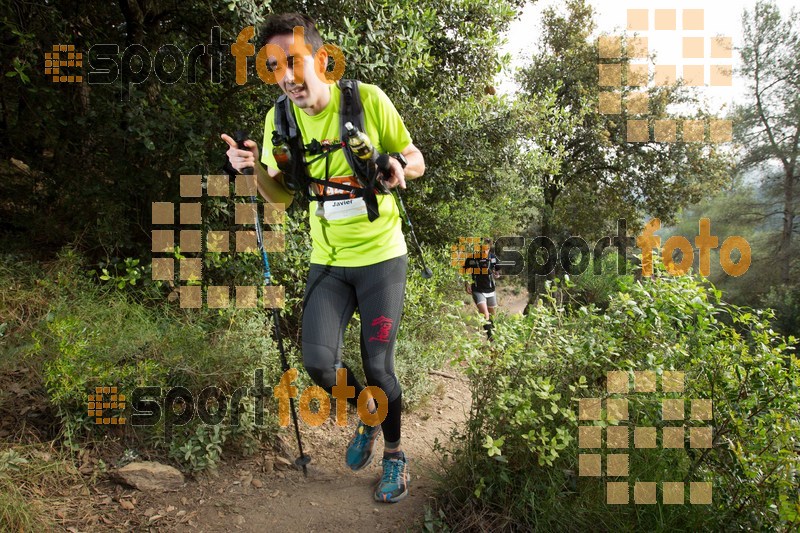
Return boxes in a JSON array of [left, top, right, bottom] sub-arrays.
[[232, 130, 255, 176]]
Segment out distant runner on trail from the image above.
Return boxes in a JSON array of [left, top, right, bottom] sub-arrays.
[[465, 238, 499, 340], [222, 13, 424, 503]]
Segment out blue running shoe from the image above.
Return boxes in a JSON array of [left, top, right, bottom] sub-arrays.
[[374, 452, 410, 503], [346, 421, 381, 471]]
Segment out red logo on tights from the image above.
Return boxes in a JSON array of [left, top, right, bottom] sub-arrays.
[[369, 316, 394, 343]]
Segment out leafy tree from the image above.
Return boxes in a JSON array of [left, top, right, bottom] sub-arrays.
[[0, 0, 269, 260], [515, 0, 732, 243], [734, 0, 800, 284]]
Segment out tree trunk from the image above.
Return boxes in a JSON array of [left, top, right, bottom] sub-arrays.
[[779, 163, 796, 283], [528, 182, 559, 308]]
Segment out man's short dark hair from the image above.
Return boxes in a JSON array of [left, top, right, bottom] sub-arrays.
[[258, 13, 324, 54]]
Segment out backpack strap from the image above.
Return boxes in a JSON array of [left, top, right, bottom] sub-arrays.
[[338, 79, 382, 221], [272, 94, 309, 194], [275, 94, 298, 140], [338, 79, 365, 178]]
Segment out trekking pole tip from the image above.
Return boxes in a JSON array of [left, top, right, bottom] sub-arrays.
[[295, 455, 311, 477]]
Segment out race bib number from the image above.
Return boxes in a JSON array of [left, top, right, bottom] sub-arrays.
[[314, 176, 368, 220]]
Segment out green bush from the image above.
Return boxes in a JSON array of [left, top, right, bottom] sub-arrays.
[[1, 251, 285, 470], [435, 270, 800, 530], [38, 295, 290, 470], [569, 252, 636, 310]]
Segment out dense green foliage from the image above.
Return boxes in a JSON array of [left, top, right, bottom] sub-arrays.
[[436, 268, 799, 530], [0, 0, 531, 260]]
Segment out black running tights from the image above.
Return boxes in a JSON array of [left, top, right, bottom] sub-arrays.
[[301, 255, 407, 447]]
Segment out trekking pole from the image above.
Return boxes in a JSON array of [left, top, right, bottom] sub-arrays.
[[387, 182, 433, 279], [232, 131, 310, 477]]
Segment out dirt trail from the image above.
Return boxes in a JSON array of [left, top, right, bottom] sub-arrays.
[[30, 286, 526, 531], [164, 287, 522, 530], [118, 374, 471, 532], [496, 285, 528, 315], [50, 288, 533, 531]]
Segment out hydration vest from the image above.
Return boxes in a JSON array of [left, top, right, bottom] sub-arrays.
[[271, 79, 385, 221]]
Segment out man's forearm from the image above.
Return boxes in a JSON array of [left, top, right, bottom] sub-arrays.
[[403, 151, 425, 180], [255, 162, 295, 207], [400, 143, 425, 180]]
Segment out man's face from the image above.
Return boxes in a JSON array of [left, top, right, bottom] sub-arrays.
[[267, 33, 330, 115]]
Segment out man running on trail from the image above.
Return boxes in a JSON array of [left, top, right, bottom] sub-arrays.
[[221, 13, 424, 503], [465, 238, 499, 340]]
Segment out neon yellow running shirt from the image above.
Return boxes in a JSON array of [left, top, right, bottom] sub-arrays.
[[262, 83, 411, 267]]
